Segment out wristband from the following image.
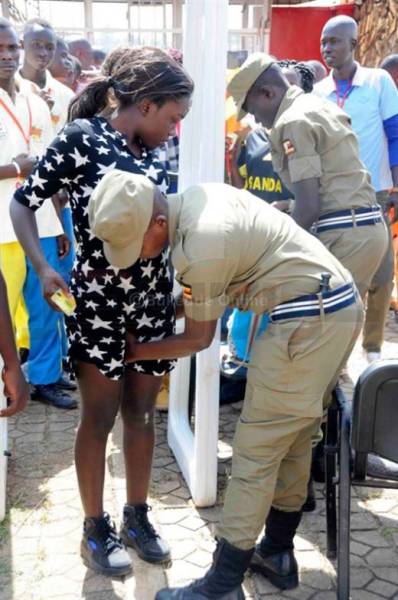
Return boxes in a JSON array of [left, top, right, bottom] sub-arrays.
[[12, 160, 21, 177]]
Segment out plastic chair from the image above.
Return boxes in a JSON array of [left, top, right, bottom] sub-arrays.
[[325, 360, 398, 600]]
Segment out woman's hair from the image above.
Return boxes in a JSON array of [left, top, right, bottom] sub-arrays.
[[68, 46, 194, 121], [277, 59, 315, 93]]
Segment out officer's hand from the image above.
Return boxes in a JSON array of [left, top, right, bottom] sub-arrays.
[[39, 265, 70, 311], [125, 332, 137, 363], [385, 191, 398, 223], [1, 363, 29, 417], [57, 233, 70, 259], [271, 200, 291, 213], [14, 154, 37, 178]]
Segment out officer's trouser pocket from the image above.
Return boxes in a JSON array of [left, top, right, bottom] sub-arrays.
[[245, 311, 360, 421], [243, 321, 326, 421]]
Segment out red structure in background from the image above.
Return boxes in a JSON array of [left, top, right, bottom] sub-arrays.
[[270, 2, 355, 62]]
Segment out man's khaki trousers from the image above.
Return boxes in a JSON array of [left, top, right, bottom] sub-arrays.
[[318, 218, 388, 299], [362, 192, 395, 352], [217, 299, 364, 550]]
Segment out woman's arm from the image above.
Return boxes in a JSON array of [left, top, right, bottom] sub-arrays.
[[10, 200, 68, 309], [10, 122, 84, 307], [52, 191, 71, 260]]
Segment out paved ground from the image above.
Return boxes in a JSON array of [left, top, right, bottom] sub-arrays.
[[1, 313, 398, 600]]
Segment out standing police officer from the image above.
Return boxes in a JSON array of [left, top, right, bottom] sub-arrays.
[[228, 52, 389, 517], [88, 169, 363, 598], [228, 54, 388, 300]]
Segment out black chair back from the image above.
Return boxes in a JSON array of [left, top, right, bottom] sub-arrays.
[[351, 360, 398, 479]]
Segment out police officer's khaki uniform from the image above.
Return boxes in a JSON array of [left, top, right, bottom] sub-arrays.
[[167, 182, 363, 550], [269, 86, 388, 299], [363, 191, 394, 352]]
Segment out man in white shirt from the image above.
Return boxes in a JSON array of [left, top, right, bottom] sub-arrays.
[[18, 21, 75, 267], [19, 20, 77, 398], [19, 19, 75, 135], [49, 36, 75, 93], [0, 18, 76, 409]]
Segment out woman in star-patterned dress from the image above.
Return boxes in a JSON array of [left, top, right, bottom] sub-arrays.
[[11, 47, 194, 577]]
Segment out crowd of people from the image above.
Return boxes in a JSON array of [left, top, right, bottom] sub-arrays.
[[1, 11, 398, 600]]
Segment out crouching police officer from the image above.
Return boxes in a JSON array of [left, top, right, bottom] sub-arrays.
[[89, 170, 364, 599], [228, 54, 388, 299]]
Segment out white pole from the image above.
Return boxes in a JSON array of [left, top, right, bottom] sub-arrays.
[[84, 0, 94, 44], [168, 0, 228, 507]]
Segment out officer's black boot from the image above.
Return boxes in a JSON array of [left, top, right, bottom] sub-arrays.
[[250, 507, 301, 590], [155, 538, 254, 599]]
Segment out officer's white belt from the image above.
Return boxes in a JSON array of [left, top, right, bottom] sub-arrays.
[[315, 205, 382, 233], [269, 283, 357, 322]]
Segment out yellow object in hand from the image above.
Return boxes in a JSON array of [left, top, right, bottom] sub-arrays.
[[50, 288, 76, 316]]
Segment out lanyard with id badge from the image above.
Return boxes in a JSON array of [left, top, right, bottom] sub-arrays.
[[0, 95, 76, 315], [0, 95, 32, 187]]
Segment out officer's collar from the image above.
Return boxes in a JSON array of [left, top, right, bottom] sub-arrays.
[[272, 85, 304, 127], [167, 192, 183, 248]]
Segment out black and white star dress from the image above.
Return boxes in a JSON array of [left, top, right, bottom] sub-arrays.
[[14, 117, 176, 381]]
